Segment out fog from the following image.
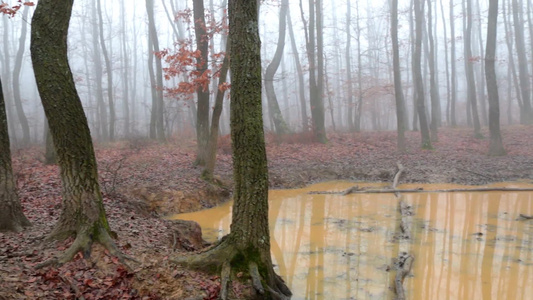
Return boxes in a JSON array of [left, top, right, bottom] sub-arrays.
[[0, 0, 531, 146]]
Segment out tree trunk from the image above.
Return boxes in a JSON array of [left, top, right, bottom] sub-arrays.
[[449, 0, 458, 127], [485, 0, 506, 156], [120, 0, 130, 137], [464, 0, 483, 137], [31, 0, 125, 266], [345, 0, 354, 131], [44, 120, 56, 165], [97, 0, 115, 141], [391, 0, 407, 151], [314, 0, 327, 142], [426, 0, 440, 142], [414, 0, 432, 149], [192, 0, 210, 165], [146, 0, 166, 141], [173, 1, 292, 298], [439, 0, 451, 126], [287, 7, 308, 132], [512, 0, 532, 123], [410, 0, 419, 131], [0, 78, 31, 232], [264, 0, 290, 136], [203, 38, 229, 181], [91, 1, 107, 141], [11, 6, 31, 146]]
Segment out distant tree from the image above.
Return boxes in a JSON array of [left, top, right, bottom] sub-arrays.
[[426, 0, 440, 142], [146, 0, 165, 141], [464, 0, 483, 137], [0, 78, 31, 232], [485, 0, 506, 156], [97, 0, 115, 141], [11, 5, 31, 146], [264, 0, 290, 136], [31, 0, 126, 265], [173, 0, 292, 298], [512, 0, 532, 123], [391, 0, 407, 151], [413, 0, 432, 149], [449, 0, 458, 126]]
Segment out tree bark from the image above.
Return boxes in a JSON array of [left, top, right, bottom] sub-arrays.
[[31, 0, 125, 266], [0, 78, 31, 232], [264, 0, 290, 136], [391, 0, 407, 151], [414, 0, 432, 149], [91, 0, 107, 141], [173, 1, 291, 298], [193, 0, 210, 165], [485, 0, 506, 156]]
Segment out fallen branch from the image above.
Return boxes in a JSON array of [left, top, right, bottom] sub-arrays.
[[518, 214, 533, 220], [456, 167, 495, 180], [309, 187, 533, 195], [394, 254, 414, 300]]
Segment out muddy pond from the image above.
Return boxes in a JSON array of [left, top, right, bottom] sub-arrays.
[[171, 181, 533, 300]]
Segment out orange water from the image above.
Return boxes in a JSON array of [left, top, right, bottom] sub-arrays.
[[170, 182, 533, 299]]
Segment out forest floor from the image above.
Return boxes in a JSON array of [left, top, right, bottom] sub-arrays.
[[1, 126, 533, 299]]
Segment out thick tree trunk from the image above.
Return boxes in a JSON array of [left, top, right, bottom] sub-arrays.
[[485, 0, 506, 156], [12, 6, 31, 146], [193, 0, 210, 165], [0, 78, 30, 232], [414, 0, 432, 149], [264, 0, 290, 136], [391, 0, 407, 151], [31, 0, 124, 266]]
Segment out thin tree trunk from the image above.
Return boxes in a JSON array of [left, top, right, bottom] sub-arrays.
[[503, 0, 524, 121], [464, 0, 483, 137], [427, 0, 440, 142], [414, 0, 432, 149], [476, 0, 488, 126], [91, 1, 107, 141], [193, 0, 210, 164], [97, 0, 115, 141], [485, 0, 505, 156], [512, 0, 532, 123], [439, 0, 451, 126], [450, 0, 458, 126], [346, 0, 354, 130], [120, 0, 130, 137], [11, 6, 31, 146], [287, 7, 308, 132], [410, 0, 419, 131], [391, 0, 407, 151], [264, 0, 290, 136]]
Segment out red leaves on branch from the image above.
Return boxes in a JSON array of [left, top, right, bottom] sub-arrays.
[[0, 1, 33, 17]]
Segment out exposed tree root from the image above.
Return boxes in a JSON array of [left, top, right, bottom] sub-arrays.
[[36, 226, 138, 270], [172, 237, 291, 300]]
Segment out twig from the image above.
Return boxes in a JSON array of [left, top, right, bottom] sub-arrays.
[[394, 254, 414, 300], [59, 274, 85, 300], [456, 167, 495, 180]]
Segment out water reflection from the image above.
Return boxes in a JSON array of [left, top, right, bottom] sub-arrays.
[[171, 182, 533, 300]]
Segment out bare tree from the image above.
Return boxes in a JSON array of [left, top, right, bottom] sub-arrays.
[[464, 0, 483, 137], [97, 0, 115, 141], [512, 0, 532, 123], [391, 0, 407, 151], [485, 0, 506, 155], [427, 0, 440, 142], [264, 0, 290, 136], [414, 0, 432, 149], [287, 7, 308, 131]]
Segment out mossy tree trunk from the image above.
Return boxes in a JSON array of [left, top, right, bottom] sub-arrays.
[[173, 0, 291, 298], [0, 78, 31, 232], [31, 0, 126, 266]]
